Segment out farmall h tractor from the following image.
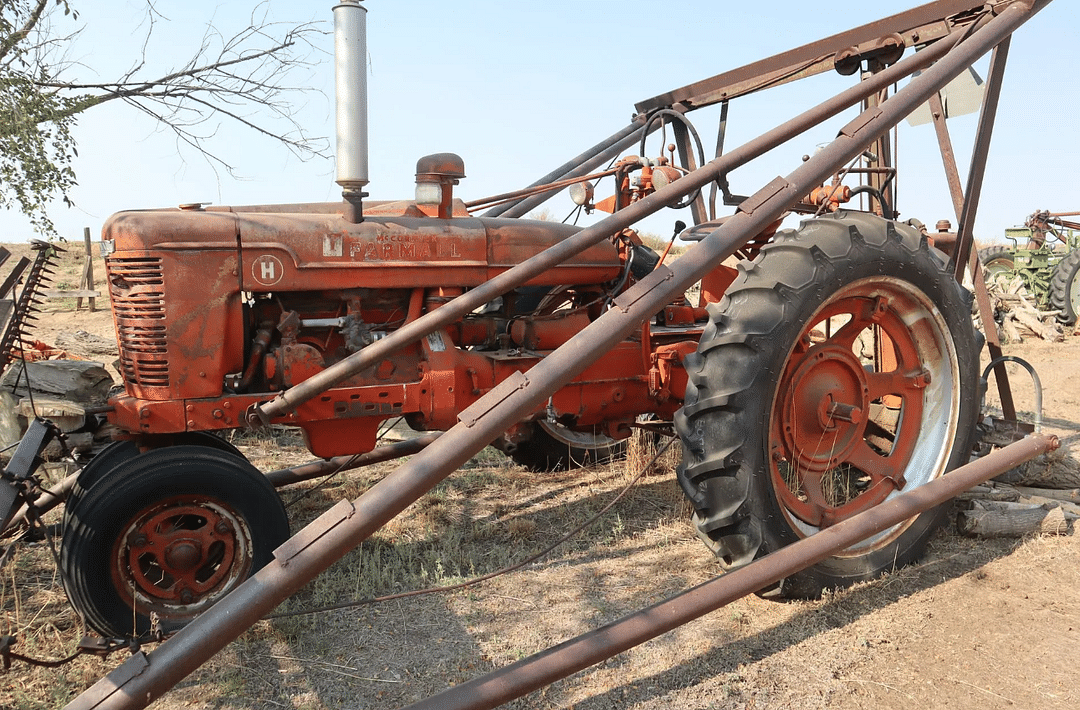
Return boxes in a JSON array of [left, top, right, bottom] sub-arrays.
[[56, 1, 987, 639]]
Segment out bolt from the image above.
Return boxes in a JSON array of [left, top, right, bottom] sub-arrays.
[[179, 588, 194, 605], [212, 409, 224, 419], [127, 533, 148, 548]]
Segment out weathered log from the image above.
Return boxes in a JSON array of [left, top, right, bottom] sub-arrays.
[[0, 360, 113, 405], [969, 499, 1042, 512], [1016, 495, 1080, 517], [994, 451, 1080, 489], [958, 505, 1075, 538], [955, 483, 1021, 502], [1013, 483, 1080, 504], [1011, 307, 1063, 341], [54, 329, 118, 357]]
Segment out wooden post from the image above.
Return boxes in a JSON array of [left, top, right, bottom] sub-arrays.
[[77, 226, 96, 312]]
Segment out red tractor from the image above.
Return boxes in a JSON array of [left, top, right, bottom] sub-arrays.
[[56, 0, 990, 640]]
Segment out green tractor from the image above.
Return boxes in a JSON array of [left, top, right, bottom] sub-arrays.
[[979, 209, 1080, 326]]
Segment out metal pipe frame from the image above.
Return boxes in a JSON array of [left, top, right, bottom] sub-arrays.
[[952, 37, 1012, 279], [263, 433, 440, 487], [491, 0, 999, 222], [252, 27, 958, 425], [68, 4, 1049, 708]]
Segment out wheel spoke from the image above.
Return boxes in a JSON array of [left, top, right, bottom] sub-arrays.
[[825, 302, 875, 348], [847, 442, 905, 489], [865, 369, 927, 400]]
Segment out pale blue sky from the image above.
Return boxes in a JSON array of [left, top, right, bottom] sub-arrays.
[[2, 1, 1075, 243]]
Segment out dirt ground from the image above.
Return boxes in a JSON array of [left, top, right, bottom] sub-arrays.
[[1, 242, 1078, 710]]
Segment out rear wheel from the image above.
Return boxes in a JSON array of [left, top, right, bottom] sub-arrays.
[[60, 445, 289, 637], [676, 212, 980, 598], [1049, 249, 1080, 326], [507, 420, 627, 472]]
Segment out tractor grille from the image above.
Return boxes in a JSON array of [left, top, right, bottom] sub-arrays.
[[108, 257, 170, 389]]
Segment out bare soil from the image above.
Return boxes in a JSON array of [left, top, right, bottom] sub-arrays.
[[1, 242, 1078, 710]]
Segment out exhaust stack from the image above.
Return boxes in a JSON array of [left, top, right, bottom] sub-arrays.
[[334, 0, 368, 222]]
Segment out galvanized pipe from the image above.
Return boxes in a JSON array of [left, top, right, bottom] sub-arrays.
[[253, 30, 956, 424], [67, 6, 1045, 709], [403, 434, 1058, 710]]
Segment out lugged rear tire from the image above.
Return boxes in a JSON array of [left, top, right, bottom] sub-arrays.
[[1049, 249, 1080, 326], [676, 212, 980, 598]]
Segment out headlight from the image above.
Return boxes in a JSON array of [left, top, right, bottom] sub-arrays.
[[651, 166, 682, 190], [569, 181, 594, 206]]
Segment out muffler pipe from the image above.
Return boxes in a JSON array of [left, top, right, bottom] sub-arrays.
[[334, 0, 369, 223]]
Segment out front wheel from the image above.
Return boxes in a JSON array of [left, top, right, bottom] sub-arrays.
[[60, 445, 290, 637], [978, 244, 1015, 285], [505, 420, 627, 472], [676, 212, 980, 598], [1049, 249, 1080, 326]]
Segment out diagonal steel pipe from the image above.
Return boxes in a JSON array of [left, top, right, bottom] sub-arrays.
[[68, 3, 1048, 709]]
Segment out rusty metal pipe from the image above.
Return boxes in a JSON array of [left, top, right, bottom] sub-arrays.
[[403, 434, 1058, 710], [264, 433, 440, 487], [67, 7, 1045, 709], [464, 167, 620, 212], [952, 36, 1011, 281], [254, 31, 955, 424], [482, 119, 646, 218], [3, 472, 76, 533]]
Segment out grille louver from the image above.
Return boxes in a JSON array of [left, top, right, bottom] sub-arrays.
[[108, 257, 169, 388]]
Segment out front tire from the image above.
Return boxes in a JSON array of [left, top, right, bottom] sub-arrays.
[[978, 244, 1015, 285], [676, 212, 980, 598], [506, 420, 627, 472], [60, 445, 290, 637]]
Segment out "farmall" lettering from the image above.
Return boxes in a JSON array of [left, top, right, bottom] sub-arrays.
[[349, 235, 462, 261]]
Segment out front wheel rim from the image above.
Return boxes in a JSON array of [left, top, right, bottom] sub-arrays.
[[111, 495, 254, 621]]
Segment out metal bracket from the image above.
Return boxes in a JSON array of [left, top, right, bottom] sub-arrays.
[[73, 652, 150, 709], [612, 265, 675, 312], [273, 499, 356, 566], [736, 177, 792, 216], [457, 370, 529, 427], [839, 107, 884, 138], [0, 419, 57, 530]]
